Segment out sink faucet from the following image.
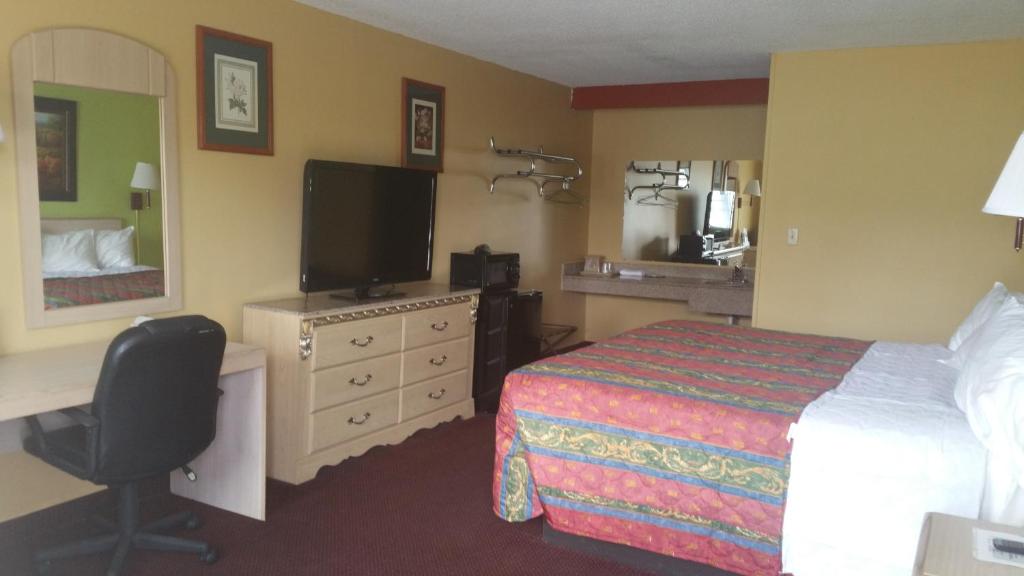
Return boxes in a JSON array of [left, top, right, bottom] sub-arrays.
[[731, 265, 746, 284]]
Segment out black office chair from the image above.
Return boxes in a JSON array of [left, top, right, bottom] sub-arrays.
[[24, 316, 227, 575]]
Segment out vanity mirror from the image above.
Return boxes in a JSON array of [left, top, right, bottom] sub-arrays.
[[12, 28, 181, 328], [622, 160, 761, 263]]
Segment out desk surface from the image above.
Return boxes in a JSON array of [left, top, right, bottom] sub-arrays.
[[0, 340, 265, 422]]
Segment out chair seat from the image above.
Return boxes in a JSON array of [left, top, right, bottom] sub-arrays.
[[24, 424, 93, 481]]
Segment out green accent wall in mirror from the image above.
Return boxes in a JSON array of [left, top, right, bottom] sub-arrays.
[[34, 83, 163, 268]]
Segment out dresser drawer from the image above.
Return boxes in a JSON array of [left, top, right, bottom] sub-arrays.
[[404, 304, 471, 349], [308, 391, 400, 453], [401, 371, 469, 421], [403, 337, 469, 386], [312, 315, 403, 370], [310, 353, 401, 412]]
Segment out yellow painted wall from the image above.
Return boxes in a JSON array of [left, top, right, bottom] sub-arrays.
[[585, 106, 767, 340], [0, 0, 592, 518], [0, 0, 592, 355], [754, 40, 1024, 342]]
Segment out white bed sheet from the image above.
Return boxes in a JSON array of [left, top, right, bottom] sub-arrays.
[[42, 265, 157, 280], [781, 342, 986, 576]]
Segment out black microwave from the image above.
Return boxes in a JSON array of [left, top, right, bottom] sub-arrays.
[[450, 250, 520, 291]]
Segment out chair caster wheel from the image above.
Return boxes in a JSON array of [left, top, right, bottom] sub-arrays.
[[185, 514, 202, 530], [200, 548, 218, 564]]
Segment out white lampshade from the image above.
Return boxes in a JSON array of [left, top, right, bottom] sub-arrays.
[[984, 131, 1024, 217], [130, 162, 160, 190], [743, 179, 762, 197]]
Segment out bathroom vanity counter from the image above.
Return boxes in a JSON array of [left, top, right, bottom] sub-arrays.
[[561, 261, 754, 318]]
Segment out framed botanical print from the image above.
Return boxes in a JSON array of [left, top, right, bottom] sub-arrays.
[[196, 26, 274, 155], [34, 96, 77, 202], [402, 78, 445, 172]]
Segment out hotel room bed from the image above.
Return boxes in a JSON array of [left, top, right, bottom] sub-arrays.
[[39, 218, 165, 310], [43, 267, 165, 309], [492, 321, 986, 576], [782, 341, 985, 576]]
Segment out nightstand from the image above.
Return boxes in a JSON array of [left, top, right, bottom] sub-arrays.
[[916, 512, 1024, 575]]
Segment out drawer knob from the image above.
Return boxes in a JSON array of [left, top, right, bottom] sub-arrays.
[[350, 336, 374, 347], [428, 388, 447, 400], [348, 412, 371, 425], [348, 374, 373, 386], [431, 321, 449, 331], [429, 354, 448, 366]]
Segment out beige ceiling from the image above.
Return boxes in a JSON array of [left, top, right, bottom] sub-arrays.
[[296, 0, 1024, 87]]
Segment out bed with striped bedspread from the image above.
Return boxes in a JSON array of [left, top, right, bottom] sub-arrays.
[[492, 320, 871, 576]]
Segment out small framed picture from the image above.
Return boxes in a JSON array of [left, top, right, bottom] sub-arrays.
[[402, 78, 445, 172], [196, 26, 273, 155], [34, 96, 77, 202]]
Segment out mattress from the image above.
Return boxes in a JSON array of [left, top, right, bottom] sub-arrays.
[[781, 341, 987, 576], [43, 269, 165, 309], [493, 320, 871, 576]]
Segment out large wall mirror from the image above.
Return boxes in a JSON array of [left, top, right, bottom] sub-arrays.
[[622, 160, 761, 264], [12, 28, 181, 328]]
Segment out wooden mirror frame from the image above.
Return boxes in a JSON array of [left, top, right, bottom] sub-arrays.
[[12, 28, 182, 328]]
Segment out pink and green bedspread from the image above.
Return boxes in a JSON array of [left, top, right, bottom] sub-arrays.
[[44, 270, 165, 310], [493, 320, 871, 576]]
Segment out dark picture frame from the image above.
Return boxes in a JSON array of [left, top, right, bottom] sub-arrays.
[[196, 25, 274, 155], [402, 78, 445, 172], [34, 96, 78, 202]]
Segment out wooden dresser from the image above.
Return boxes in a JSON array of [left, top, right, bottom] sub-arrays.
[[243, 284, 479, 484]]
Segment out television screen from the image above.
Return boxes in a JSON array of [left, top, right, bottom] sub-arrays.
[[703, 190, 736, 242], [300, 160, 436, 294]]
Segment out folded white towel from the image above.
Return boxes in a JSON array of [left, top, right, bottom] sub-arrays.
[[618, 269, 644, 278]]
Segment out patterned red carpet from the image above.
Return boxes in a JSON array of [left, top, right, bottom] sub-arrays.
[[0, 415, 653, 576]]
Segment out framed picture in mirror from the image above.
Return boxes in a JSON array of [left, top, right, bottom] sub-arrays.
[[34, 96, 77, 202]]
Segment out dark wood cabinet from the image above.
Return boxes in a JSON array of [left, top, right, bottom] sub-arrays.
[[472, 290, 512, 413], [472, 290, 544, 413]]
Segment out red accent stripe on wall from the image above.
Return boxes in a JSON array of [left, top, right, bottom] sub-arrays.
[[571, 78, 769, 110]]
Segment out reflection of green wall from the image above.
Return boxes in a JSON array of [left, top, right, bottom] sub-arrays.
[[35, 83, 162, 268]]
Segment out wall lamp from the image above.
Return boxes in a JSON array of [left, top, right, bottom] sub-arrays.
[[985, 131, 1024, 251]]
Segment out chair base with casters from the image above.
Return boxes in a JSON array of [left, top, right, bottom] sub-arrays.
[[25, 417, 218, 575], [32, 482, 217, 575], [22, 315, 230, 576]]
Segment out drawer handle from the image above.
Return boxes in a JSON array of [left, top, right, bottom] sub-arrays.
[[348, 374, 373, 386], [349, 336, 374, 347], [348, 412, 371, 425], [428, 388, 447, 400], [431, 321, 449, 331], [429, 354, 448, 366]]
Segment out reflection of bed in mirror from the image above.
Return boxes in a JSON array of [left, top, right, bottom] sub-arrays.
[[40, 218, 164, 310]]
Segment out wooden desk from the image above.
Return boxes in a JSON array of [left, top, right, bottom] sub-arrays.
[[0, 341, 267, 521]]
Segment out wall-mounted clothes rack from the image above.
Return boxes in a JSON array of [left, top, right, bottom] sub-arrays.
[[489, 137, 584, 205], [627, 161, 690, 185], [625, 161, 690, 207], [628, 182, 686, 207]]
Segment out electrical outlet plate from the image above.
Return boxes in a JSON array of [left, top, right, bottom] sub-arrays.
[[787, 228, 799, 245]]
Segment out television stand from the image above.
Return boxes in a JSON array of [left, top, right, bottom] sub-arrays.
[[329, 286, 406, 302]]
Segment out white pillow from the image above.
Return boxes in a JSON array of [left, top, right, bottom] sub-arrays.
[[96, 227, 135, 268], [40, 229, 99, 274], [949, 282, 1009, 351], [955, 297, 1024, 493]]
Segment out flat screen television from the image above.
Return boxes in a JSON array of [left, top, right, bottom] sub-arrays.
[[300, 159, 437, 299], [702, 189, 737, 242]]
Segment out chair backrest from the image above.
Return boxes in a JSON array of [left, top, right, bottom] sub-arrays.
[[91, 315, 226, 483]]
